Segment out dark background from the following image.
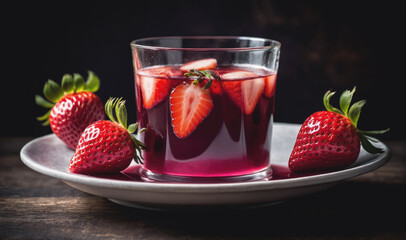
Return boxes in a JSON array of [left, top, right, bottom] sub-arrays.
[[0, 0, 405, 141]]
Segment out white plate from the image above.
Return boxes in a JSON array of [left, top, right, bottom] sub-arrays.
[[20, 123, 391, 210]]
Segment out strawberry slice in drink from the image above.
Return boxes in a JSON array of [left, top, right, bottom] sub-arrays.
[[184, 68, 223, 95], [264, 74, 277, 97], [180, 58, 217, 72], [138, 66, 180, 109], [221, 71, 265, 114], [170, 83, 213, 138], [140, 76, 171, 109], [202, 77, 222, 95]]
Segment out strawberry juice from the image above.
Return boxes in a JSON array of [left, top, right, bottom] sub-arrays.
[[134, 63, 277, 181]]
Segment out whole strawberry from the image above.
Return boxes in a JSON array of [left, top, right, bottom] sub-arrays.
[[289, 87, 388, 173], [69, 98, 146, 174], [36, 71, 105, 149]]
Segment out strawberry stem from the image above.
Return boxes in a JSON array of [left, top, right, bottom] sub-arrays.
[[358, 129, 390, 135], [184, 69, 220, 90], [36, 109, 51, 122], [37, 109, 51, 126], [127, 122, 139, 134], [61, 74, 74, 93], [43, 80, 64, 103], [339, 87, 356, 116], [105, 97, 147, 164], [84, 71, 100, 92], [105, 98, 119, 123], [115, 100, 128, 129], [73, 73, 85, 92], [323, 90, 343, 115], [359, 134, 384, 154], [348, 99, 366, 127], [35, 95, 54, 108], [36, 71, 101, 125], [323, 87, 389, 154]]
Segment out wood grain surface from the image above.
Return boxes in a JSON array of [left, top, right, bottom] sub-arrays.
[[1, 139, 405, 240]]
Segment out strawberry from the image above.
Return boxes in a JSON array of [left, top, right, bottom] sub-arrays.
[[221, 71, 265, 114], [180, 58, 217, 72], [136, 66, 181, 111], [36, 71, 105, 149], [202, 78, 222, 95], [69, 98, 146, 174], [139, 74, 171, 109], [289, 87, 389, 173], [170, 81, 213, 138], [139, 66, 182, 81], [184, 68, 222, 96], [264, 74, 277, 97]]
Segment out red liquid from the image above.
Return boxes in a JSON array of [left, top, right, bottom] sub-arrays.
[[135, 65, 277, 178]]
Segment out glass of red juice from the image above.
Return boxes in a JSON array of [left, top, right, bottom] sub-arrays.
[[130, 36, 281, 183]]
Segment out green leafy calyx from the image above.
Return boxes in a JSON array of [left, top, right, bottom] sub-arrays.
[[184, 69, 220, 89], [105, 97, 146, 164], [323, 87, 389, 154], [36, 71, 100, 125]]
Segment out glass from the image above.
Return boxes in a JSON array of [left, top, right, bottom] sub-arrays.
[[130, 36, 281, 182]]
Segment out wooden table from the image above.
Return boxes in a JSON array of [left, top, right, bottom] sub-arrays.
[[1, 138, 405, 239]]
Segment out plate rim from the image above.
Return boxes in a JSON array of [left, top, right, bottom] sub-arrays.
[[20, 122, 391, 194]]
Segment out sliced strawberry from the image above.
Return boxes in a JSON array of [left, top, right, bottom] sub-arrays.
[[221, 71, 265, 114], [209, 79, 222, 95], [180, 58, 217, 72], [264, 74, 277, 97], [183, 68, 222, 95], [142, 66, 181, 78], [151, 66, 183, 88], [170, 83, 213, 138], [202, 78, 222, 95], [138, 66, 182, 109], [140, 76, 171, 109]]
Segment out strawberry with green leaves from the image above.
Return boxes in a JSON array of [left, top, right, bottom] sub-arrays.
[[36, 71, 105, 149], [69, 98, 146, 174], [289, 87, 388, 173]]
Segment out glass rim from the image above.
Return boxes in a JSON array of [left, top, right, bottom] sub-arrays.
[[130, 36, 281, 51]]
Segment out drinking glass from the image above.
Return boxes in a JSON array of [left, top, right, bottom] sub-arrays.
[[131, 36, 281, 182]]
